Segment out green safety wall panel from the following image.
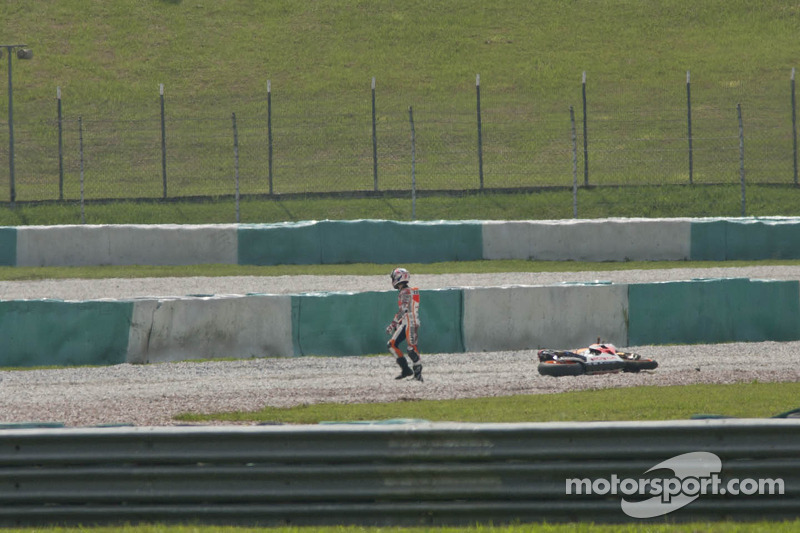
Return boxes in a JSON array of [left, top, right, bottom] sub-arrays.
[[238, 220, 483, 265], [0, 227, 16, 266], [291, 289, 464, 356], [0, 300, 134, 367], [691, 219, 800, 260], [628, 278, 800, 345]]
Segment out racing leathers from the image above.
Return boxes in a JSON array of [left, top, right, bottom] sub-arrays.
[[386, 284, 422, 381]]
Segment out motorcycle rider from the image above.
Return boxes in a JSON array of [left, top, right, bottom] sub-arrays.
[[385, 267, 423, 381]]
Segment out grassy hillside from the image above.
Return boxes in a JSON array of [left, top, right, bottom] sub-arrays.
[[2, 0, 800, 221]]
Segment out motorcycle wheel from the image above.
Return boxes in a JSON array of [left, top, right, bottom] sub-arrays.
[[622, 359, 658, 372], [538, 360, 585, 377]]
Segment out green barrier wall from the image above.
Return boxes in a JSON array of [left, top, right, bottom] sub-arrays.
[[690, 219, 800, 260], [239, 220, 483, 265], [0, 300, 133, 367], [689, 220, 727, 260], [291, 289, 464, 356], [628, 278, 800, 345], [0, 227, 16, 266], [239, 221, 321, 265]]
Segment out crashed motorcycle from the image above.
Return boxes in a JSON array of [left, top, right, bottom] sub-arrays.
[[537, 342, 658, 377]]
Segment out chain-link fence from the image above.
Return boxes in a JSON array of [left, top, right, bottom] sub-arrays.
[[1, 70, 798, 205]]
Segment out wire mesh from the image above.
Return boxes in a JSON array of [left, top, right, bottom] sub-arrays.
[[0, 72, 798, 207]]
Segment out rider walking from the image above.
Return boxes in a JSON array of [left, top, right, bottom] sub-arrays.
[[385, 267, 423, 382]]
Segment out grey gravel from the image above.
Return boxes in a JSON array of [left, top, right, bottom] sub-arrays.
[[3, 265, 800, 300], [0, 265, 798, 427]]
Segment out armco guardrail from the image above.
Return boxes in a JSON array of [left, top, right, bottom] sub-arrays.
[[0, 420, 798, 527], [3, 217, 800, 267]]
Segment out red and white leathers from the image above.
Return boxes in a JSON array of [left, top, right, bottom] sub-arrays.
[[386, 281, 423, 381], [387, 284, 420, 357]]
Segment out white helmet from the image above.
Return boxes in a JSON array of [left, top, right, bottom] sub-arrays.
[[390, 267, 410, 289]]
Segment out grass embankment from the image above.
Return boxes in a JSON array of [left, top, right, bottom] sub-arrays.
[[1, 184, 800, 225], [176, 382, 800, 425], [3, 1, 800, 210]]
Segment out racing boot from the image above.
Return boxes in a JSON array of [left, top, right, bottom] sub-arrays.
[[395, 356, 414, 380], [412, 363, 423, 382], [408, 349, 423, 382]]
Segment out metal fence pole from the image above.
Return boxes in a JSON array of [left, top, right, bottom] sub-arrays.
[[7, 47, 16, 204], [409, 105, 416, 221], [57, 86, 64, 201], [371, 77, 378, 191], [267, 80, 273, 195], [738, 103, 746, 217], [232, 112, 240, 223], [160, 83, 167, 199], [686, 71, 693, 185], [79, 116, 85, 224], [570, 106, 578, 219], [476, 74, 484, 190], [581, 71, 589, 186], [792, 68, 797, 185]]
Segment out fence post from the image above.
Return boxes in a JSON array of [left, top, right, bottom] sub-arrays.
[[476, 74, 484, 190], [570, 106, 578, 219], [738, 103, 746, 217], [57, 86, 64, 201], [686, 71, 693, 185], [160, 83, 167, 199], [78, 116, 85, 224], [792, 68, 797, 185], [409, 105, 416, 221], [232, 112, 240, 223], [267, 80, 273, 195], [581, 71, 589, 186], [371, 77, 378, 191]]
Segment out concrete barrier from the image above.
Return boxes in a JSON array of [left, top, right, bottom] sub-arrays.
[[15, 225, 238, 267], [3, 217, 800, 267], [462, 282, 628, 351], [126, 294, 294, 363], [482, 218, 692, 261], [2, 276, 799, 367]]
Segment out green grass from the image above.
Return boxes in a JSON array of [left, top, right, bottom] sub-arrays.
[[2, 183, 800, 225], [175, 382, 800, 425], [2, 1, 800, 210]]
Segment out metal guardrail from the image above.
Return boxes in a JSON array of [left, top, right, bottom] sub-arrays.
[[0, 420, 798, 527]]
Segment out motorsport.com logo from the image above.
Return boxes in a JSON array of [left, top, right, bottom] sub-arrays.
[[565, 452, 784, 518]]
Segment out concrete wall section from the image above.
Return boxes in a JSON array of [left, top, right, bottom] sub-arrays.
[[0, 300, 133, 367], [462, 283, 629, 351], [482, 218, 692, 261], [126, 294, 294, 363], [16, 225, 238, 267], [239, 220, 483, 266]]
